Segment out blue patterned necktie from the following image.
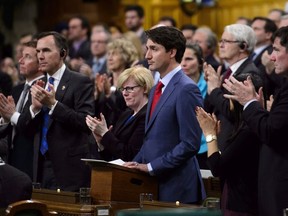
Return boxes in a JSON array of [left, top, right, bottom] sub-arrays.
[[40, 77, 55, 155]]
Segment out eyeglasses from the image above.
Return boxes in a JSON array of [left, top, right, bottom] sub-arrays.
[[119, 85, 141, 93], [91, 40, 107, 44], [218, 39, 240, 45]]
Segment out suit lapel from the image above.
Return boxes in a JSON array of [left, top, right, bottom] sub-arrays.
[[55, 69, 70, 101], [146, 71, 182, 132], [233, 58, 251, 77]]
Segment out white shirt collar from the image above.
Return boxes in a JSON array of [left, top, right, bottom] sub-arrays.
[[230, 58, 248, 75], [159, 65, 181, 92]]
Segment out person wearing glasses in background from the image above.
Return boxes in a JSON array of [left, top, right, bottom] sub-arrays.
[[204, 24, 262, 151], [86, 66, 154, 161]]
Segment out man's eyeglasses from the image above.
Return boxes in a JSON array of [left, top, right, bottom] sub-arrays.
[[119, 85, 141, 93], [218, 39, 240, 45]]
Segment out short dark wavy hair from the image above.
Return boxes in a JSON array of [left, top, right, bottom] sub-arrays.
[[145, 26, 186, 63]]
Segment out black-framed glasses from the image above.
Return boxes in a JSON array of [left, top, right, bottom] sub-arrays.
[[218, 39, 240, 45], [119, 85, 141, 93]]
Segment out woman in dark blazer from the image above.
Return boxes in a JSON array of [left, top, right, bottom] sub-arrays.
[[86, 66, 154, 161], [196, 73, 263, 215]]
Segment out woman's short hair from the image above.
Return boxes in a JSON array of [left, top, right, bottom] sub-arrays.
[[117, 66, 154, 95]]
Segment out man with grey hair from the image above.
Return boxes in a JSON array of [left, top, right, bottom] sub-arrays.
[[83, 29, 111, 79], [192, 26, 221, 71], [204, 23, 262, 150]]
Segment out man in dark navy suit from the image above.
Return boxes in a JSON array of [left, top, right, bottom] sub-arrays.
[[125, 26, 206, 204]]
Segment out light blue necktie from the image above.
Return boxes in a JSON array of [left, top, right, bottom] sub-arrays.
[[40, 77, 55, 155]]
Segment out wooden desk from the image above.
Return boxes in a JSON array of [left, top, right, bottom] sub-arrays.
[[32, 189, 110, 216], [85, 159, 158, 203], [202, 176, 221, 198]]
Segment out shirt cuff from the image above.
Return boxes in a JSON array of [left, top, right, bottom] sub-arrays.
[[10, 112, 20, 126], [147, 163, 155, 176], [243, 99, 257, 110], [30, 105, 41, 118], [0, 117, 9, 126]]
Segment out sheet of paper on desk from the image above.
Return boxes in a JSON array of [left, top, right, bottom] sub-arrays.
[[200, 169, 213, 178], [109, 159, 125, 165], [81, 158, 125, 166]]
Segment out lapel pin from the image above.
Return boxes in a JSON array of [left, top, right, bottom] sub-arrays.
[[62, 85, 66, 90]]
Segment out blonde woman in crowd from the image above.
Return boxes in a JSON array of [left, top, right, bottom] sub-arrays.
[[94, 38, 140, 127], [86, 66, 154, 161]]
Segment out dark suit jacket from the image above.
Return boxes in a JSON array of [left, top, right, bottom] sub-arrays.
[[86, 57, 107, 75], [0, 79, 43, 178], [8, 83, 34, 179], [18, 67, 95, 191], [0, 163, 32, 208], [207, 126, 260, 214], [0, 71, 13, 96], [253, 45, 278, 100], [69, 39, 92, 61], [253, 45, 272, 69], [243, 78, 288, 216], [95, 89, 127, 127], [100, 104, 147, 162], [207, 59, 261, 150], [134, 70, 206, 203]]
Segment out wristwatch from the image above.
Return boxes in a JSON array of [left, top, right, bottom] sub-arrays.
[[206, 134, 217, 143]]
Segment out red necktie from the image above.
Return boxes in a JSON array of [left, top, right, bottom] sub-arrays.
[[222, 67, 232, 82], [150, 81, 164, 118]]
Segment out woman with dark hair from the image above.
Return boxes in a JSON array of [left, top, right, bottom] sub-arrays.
[[181, 43, 208, 169], [196, 73, 263, 215]]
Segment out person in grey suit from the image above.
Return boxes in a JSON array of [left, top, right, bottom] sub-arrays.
[[20, 31, 95, 191], [223, 26, 288, 216], [124, 26, 206, 204]]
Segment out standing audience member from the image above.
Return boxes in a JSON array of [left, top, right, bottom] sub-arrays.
[[22, 31, 94, 191], [0, 41, 44, 179], [94, 38, 139, 127], [235, 16, 252, 26], [196, 72, 263, 215], [68, 15, 92, 67], [124, 26, 206, 204], [158, 16, 177, 27], [0, 156, 32, 208], [124, 4, 146, 54], [250, 17, 277, 100], [86, 66, 154, 161], [180, 24, 198, 44], [204, 24, 260, 151], [250, 17, 277, 68], [192, 27, 221, 71], [81, 30, 111, 79], [181, 43, 208, 169], [279, 14, 288, 27], [223, 26, 288, 216], [267, 8, 286, 27]]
